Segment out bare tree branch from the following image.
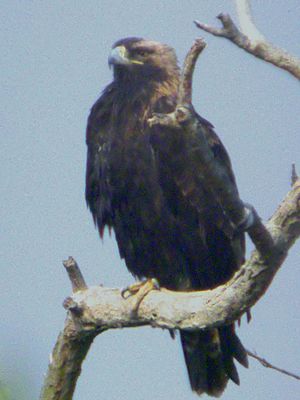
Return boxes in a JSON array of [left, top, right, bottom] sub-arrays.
[[246, 350, 300, 381], [178, 38, 206, 104], [39, 317, 96, 400], [235, 0, 265, 42], [40, 175, 300, 400], [194, 6, 300, 80], [64, 178, 300, 333]]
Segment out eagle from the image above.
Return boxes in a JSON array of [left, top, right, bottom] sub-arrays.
[[85, 37, 248, 397]]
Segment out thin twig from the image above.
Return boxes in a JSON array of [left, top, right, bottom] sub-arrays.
[[247, 350, 300, 381]]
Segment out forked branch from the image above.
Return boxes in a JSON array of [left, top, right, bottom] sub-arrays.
[[194, 1, 300, 80]]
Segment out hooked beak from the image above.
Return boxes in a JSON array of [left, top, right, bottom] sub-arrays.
[[108, 45, 143, 68], [108, 46, 129, 67]]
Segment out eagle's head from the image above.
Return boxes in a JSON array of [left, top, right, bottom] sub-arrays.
[[108, 37, 179, 83]]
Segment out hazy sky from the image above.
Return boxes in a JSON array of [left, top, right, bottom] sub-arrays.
[[1, 1, 299, 399]]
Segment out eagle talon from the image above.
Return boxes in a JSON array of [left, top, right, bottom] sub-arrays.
[[121, 278, 160, 313], [121, 280, 147, 299], [121, 286, 133, 299]]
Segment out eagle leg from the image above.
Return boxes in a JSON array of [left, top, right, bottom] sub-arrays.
[[121, 278, 160, 313]]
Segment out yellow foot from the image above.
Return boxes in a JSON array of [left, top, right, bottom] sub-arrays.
[[121, 278, 160, 313]]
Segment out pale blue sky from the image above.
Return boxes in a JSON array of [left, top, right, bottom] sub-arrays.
[[1, 1, 299, 399]]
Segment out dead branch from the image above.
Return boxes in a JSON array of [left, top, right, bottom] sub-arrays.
[[39, 175, 300, 400], [63, 178, 300, 333], [234, 0, 265, 42], [194, 3, 300, 80], [63, 257, 88, 292], [178, 38, 206, 104], [39, 317, 96, 400]]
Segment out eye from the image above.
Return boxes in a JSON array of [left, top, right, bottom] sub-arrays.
[[138, 50, 147, 57], [131, 48, 150, 58]]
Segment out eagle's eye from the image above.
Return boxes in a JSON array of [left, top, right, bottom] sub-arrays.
[[138, 51, 147, 57], [131, 48, 150, 58]]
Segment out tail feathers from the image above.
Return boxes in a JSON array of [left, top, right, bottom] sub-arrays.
[[219, 325, 249, 368], [180, 330, 227, 397], [221, 348, 240, 385], [180, 325, 248, 397]]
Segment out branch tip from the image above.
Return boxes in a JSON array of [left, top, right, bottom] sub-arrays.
[[178, 38, 206, 105], [217, 13, 228, 22], [291, 164, 299, 186], [63, 256, 88, 292]]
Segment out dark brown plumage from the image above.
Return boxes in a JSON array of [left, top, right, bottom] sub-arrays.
[[85, 37, 248, 397]]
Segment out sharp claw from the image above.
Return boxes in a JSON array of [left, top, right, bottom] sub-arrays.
[[121, 287, 129, 299], [121, 280, 147, 298], [121, 279, 160, 314]]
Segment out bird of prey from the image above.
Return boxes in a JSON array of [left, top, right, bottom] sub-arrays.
[[85, 37, 248, 397]]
